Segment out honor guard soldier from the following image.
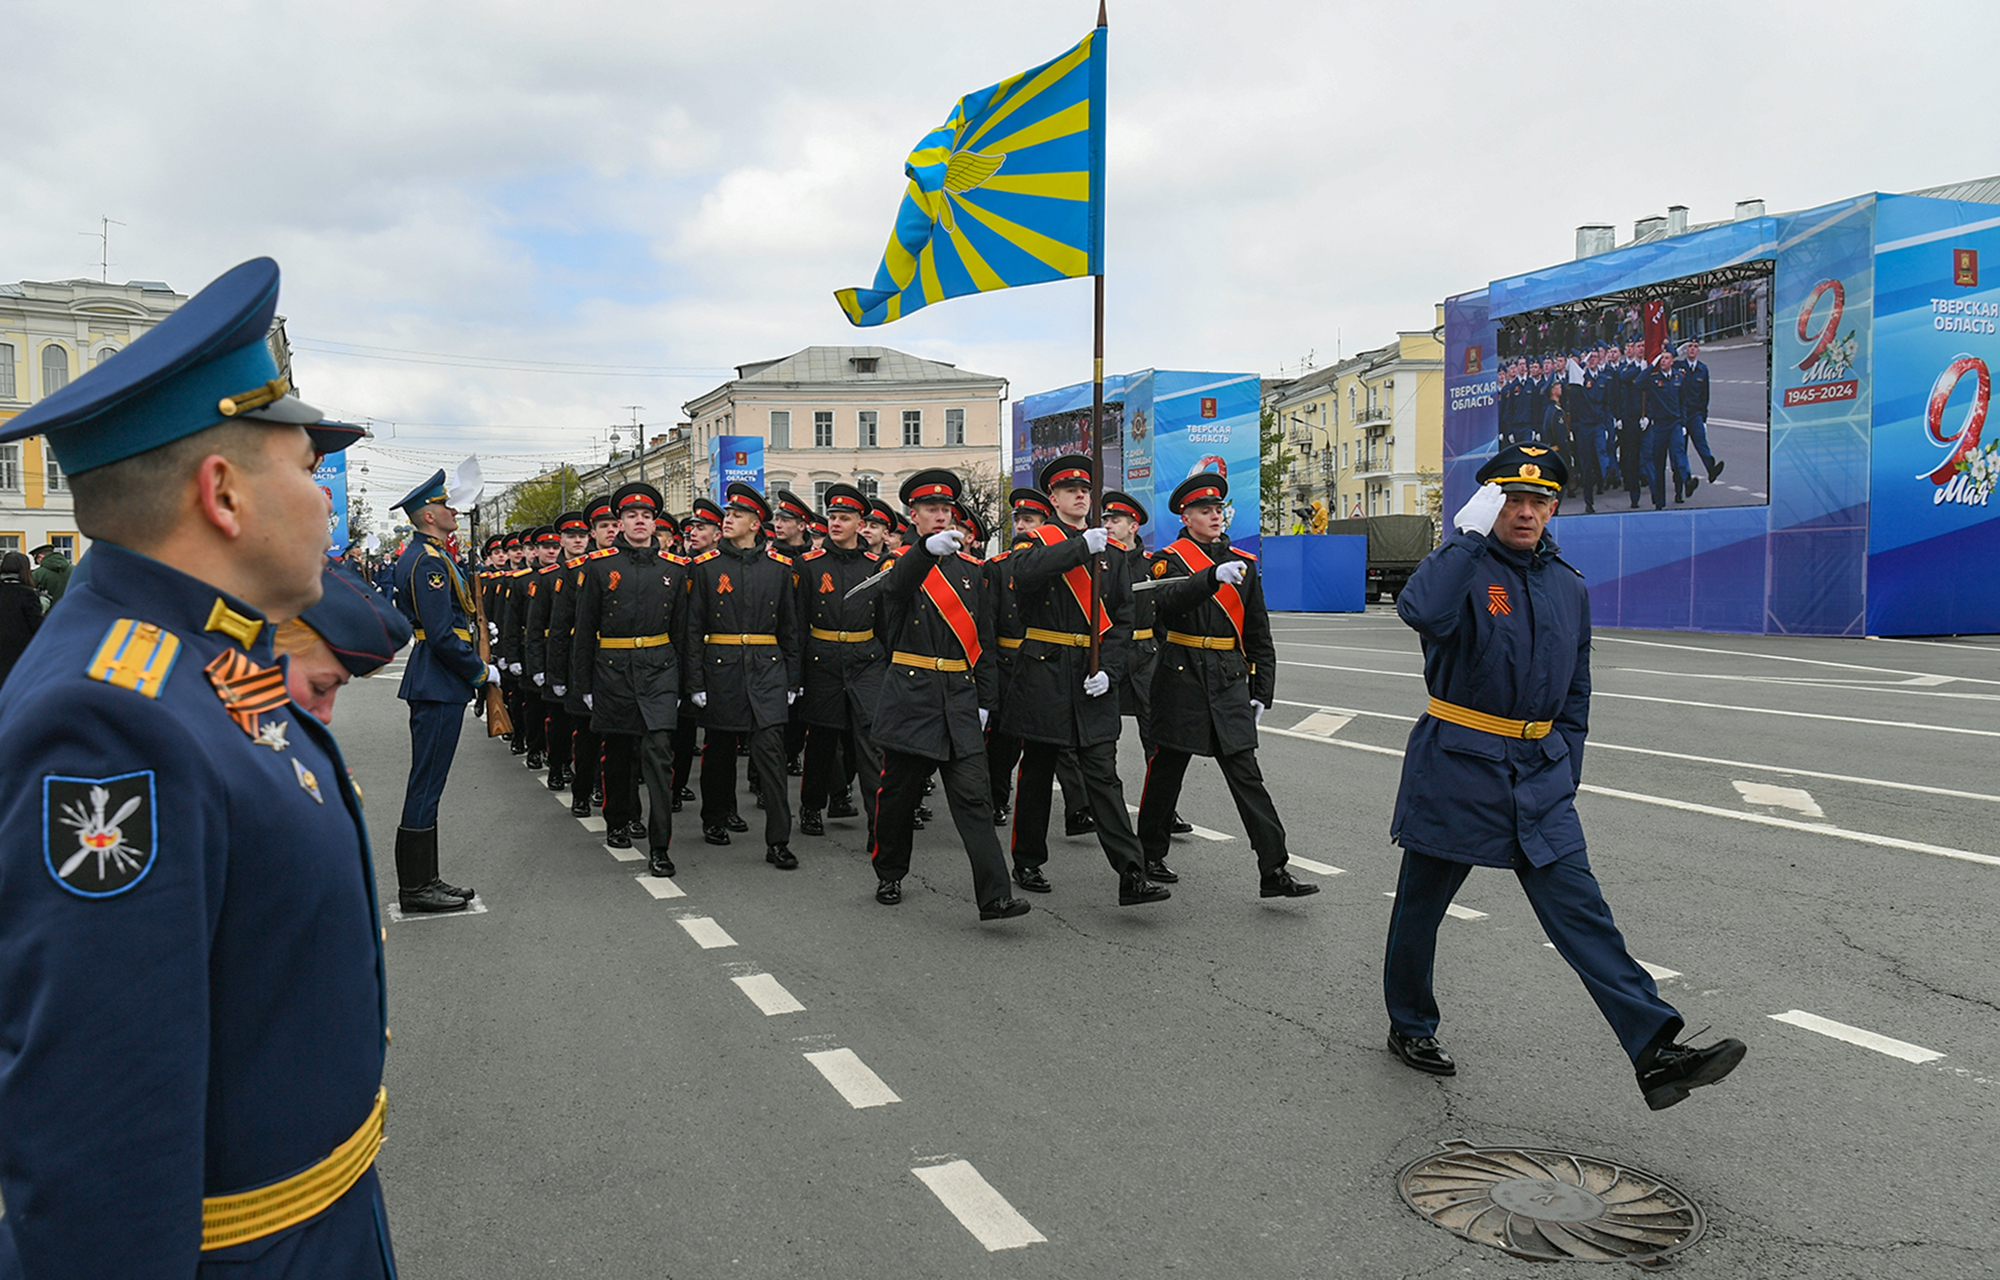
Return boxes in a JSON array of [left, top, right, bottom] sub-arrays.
[[772, 489, 816, 778], [797, 482, 887, 841], [556, 495, 621, 818], [489, 531, 523, 751], [861, 497, 892, 554], [1102, 488, 1193, 836], [870, 470, 1030, 921], [686, 483, 804, 866], [0, 257, 401, 1274], [1134, 473, 1317, 898], [513, 526, 561, 769], [1003, 454, 1170, 907], [673, 498, 726, 818], [279, 561, 414, 722], [500, 528, 548, 763], [1384, 445, 1745, 1109], [527, 511, 591, 792], [571, 483, 689, 873], [391, 468, 490, 913]]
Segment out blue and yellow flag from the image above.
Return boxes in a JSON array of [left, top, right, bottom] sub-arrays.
[[836, 26, 1106, 327]]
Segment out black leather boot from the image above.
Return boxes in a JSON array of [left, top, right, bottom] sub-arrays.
[[396, 827, 469, 913]]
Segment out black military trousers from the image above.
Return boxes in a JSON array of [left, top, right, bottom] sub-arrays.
[[784, 702, 808, 766], [401, 698, 465, 828], [571, 722, 602, 805], [873, 747, 1011, 908], [986, 730, 1089, 816], [1137, 744, 1288, 874], [1618, 418, 1646, 501], [703, 726, 790, 846], [602, 734, 641, 829], [802, 722, 880, 837], [543, 703, 574, 774], [1009, 740, 1143, 877], [672, 718, 698, 793], [1383, 848, 1680, 1061]]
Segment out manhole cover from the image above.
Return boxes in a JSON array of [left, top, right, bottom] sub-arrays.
[[1398, 1141, 1703, 1266]]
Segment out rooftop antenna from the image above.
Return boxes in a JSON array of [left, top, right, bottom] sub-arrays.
[[79, 216, 127, 282]]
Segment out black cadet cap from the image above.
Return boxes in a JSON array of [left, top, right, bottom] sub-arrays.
[[298, 562, 413, 676], [1101, 489, 1148, 524], [774, 489, 813, 521], [1009, 487, 1054, 520], [864, 497, 895, 526], [1169, 472, 1229, 515], [612, 482, 663, 514], [899, 468, 961, 506], [554, 510, 588, 534], [823, 482, 868, 515], [584, 493, 616, 524], [688, 497, 724, 528], [724, 482, 770, 523], [1476, 443, 1568, 495], [1037, 453, 1093, 491]]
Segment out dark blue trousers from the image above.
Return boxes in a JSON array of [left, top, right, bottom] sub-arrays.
[[1383, 848, 1681, 1062], [401, 699, 466, 828]]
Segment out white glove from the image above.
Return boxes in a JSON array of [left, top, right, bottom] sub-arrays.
[[692, 691, 707, 708], [979, 707, 990, 730], [552, 685, 566, 698], [508, 661, 522, 675], [924, 529, 964, 556], [487, 622, 499, 639], [1454, 482, 1507, 535], [787, 688, 800, 705], [583, 694, 593, 711], [1083, 670, 1110, 697], [532, 672, 545, 687], [484, 664, 501, 685], [1082, 526, 1110, 553], [1216, 560, 1247, 586], [1251, 699, 1266, 725]]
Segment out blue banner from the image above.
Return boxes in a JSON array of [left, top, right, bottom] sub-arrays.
[[709, 435, 765, 502], [314, 452, 349, 556]]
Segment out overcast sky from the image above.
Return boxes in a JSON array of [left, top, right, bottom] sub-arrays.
[[12, 0, 1997, 522]]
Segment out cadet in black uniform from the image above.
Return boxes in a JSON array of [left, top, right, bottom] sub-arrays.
[[869, 470, 1030, 921], [1101, 489, 1194, 837], [673, 498, 725, 816], [528, 511, 591, 791], [1135, 473, 1319, 898], [551, 496, 618, 816], [797, 482, 887, 841], [986, 488, 1093, 830], [1003, 454, 1170, 907], [570, 483, 689, 873], [513, 526, 560, 770], [687, 483, 804, 867], [772, 489, 816, 778]]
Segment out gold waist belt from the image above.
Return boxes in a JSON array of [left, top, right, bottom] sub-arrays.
[[1024, 627, 1091, 647], [599, 633, 672, 650], [412, 627, 472, 642], [201, 1087, 385, 1251], [1426, 696, 1552, 740], [893, 651, 969, 671], [810, 627, 875, 643], [1166, 631, 1235, 650], [998, 637, 1023, 649], [704, 633, 778, 645], [1131, 628, 1155, 640]]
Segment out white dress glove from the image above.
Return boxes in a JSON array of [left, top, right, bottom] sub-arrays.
[[583, 694, 594, 710], [552, 685, 566, 698], [787, 688, 800, 705], [979, 707, 990, 730], [1216, 560, 1247, 586], [532, 672, 545, 687], [1083, 670, 1110, 697], [692, 691, 707, 708], [1251, 699, 1266, 725], [924, 529, 964, 556], [484, 664, 501, 685], [1455, 483, 1508, 535], [508, 661, 522, 675], [1082, 526, 1110, 553]]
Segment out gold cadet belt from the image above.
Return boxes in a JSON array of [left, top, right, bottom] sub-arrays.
[[1426, 696, 1553, 740], [201, 1087, 385, 1250], [598, 633, 672, 650], [1024, 627, 1091, 647], [1130, 628, 1155, 640], [1166, 630, 1236, 650], [705, 633, 778, 646], [810, 627, 875, 643], [412, 627, 473, 642], [893, 651, 969, 672], [997, 636, 1023, 650]]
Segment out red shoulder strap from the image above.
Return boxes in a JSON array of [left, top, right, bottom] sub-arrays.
[[1029, 525, 1109, 636], [920, 565, 982, 666], [1167, 538, 1245, 646]]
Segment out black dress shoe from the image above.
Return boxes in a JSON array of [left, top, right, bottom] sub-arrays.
[[1117, 870, 1171, 906], [1260, 868, 1320, 898], [672, 794, 683, 812], [1169, 812, 1193, 835], [725, 813, 749, 833], [826, 795, 858, 819], [910, 811, 925, 830], [980, 897, 1031, 921], [754, 792, 766, 809], [787, 756, 804, 777], [677, 785, 696, 802], [766, 844, 799, 870], [1064, 811, 1096, 836], [1684, 476, 1699, 498], [571, 795, 592, 818], [526, 751, 544, 770], [1707, 457, 1725, 483], [1636, 1034, 1747, 1111], [592, 785, 604, 805], [914, 804, 934, 823], [606, 830, 633, 850], [875, 879, 902, 905], [992, 803, 1010, 828], [703, 826, 731, 846], [1013, 864, 1052, 893], [923, 777, 936, 796], [1388, 1029, 1456, 1076], [1144, 858, 1179, 883], [399, 883, 470, 913], [648, 850, 676, 877], [800, 809, 824, 836]]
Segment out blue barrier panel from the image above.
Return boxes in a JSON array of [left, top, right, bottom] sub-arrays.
[[1260, 535, 1366, 612]]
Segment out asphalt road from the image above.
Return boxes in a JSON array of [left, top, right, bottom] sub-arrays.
[[347, 613, 1999, 1278]]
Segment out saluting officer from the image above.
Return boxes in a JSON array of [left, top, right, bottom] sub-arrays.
[[0, 257, 401, 1273], [1003, 454, 1170, 907], [686, 483, 804, 867], [1135, 473, 1318, 898], [870, 470, 1030, 921], [797, 482, 887, 841], [527, 511, 591, 792], [1384, 444, 1746, 1110]]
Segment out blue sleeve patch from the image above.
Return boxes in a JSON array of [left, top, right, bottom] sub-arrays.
[[44, 770, 159, 898]]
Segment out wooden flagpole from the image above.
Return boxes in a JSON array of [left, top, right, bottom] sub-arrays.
[[1087, 0, 1108, 677]]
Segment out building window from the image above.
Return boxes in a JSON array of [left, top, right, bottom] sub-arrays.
[[0, 533, 20, 554], [94, 346, 118, 368], [944, 408, 964, 446], [813, 480, 832, 509], [0, 344, 15, 400], [902, 409, 921, 447], [768, 410, 790, 449], [0, 444, 17, 491], [858, 410, 878, 448], [814, 411, 833, 448], [43, 440, 66, 492], [40, 345, 70, 396], [857, 475, 879, 499], [49, 534, 75, 558], [852, 356, 878, 374]]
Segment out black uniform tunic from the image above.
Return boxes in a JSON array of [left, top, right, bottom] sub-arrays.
[[872, 544, 997, 761], [1143, 535, 1274, 757], [684, 544, 803, 731], [1113, 539, 1160, 743], [799, 543, 888, 730], [999, 523, 1130, 747], [570, 540, 689, 736]]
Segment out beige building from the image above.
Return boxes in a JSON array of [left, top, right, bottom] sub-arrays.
[[682, 346, 1007, 508], [0, 278, 190, 557]]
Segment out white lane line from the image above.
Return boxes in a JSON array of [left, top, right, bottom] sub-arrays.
[[1769, 1010, 1944, 1064], [1580, 783, 2000, 869], [1541, 943, 1680, 980], [1261, 723, 1406, 757], [607, 843, 644, 863], [911, 1160, 1046, 1251], [1598, 632, 2000, 687], [1289, 709, 1356, 737], [1385, 891, 1487, 920], [1286, 855, 1345, 876], [1733, 780, 1825, 817], [804, 1048, 901, 1109], [731, 973, 805, 1016], [1125, 805, 1233, 842], [578, 814, 608, 833], [675, 916, 736, 948], [635, 874, 685, 899]]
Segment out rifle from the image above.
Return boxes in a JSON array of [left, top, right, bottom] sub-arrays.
[[469, 570, 512, 737]]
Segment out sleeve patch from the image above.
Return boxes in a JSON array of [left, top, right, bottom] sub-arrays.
[[86, 619, 182, 699], [44, 770, 158, 898]]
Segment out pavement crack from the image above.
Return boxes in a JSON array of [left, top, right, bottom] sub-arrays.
[[1828, 924, 2000, 1015]]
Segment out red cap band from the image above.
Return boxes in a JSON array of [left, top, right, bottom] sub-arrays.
[[907, 483, 953, 501], [828, 494, 865, 511], [618, 493, 656, 509], [1181, 487, 1222, 504], [1105, 500, 1140, 518], [1047, 468, 1090, 487]]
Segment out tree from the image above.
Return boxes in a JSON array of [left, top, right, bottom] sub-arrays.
[[958, 458, 1005, 554], [1258, 404, 1293, 535], [503, 466, 585, 529], [346, 491, 373, 541]]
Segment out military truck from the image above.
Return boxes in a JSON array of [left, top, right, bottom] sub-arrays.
[[1323, 514, 1435, 602]]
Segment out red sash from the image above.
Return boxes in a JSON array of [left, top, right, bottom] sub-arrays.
[[921, 563, 983, 666], [1166, 538, 1245, 646], [1028, 525, 1110, 636]]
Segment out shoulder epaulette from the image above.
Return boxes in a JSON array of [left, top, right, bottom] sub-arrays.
[[767, 550, 793, 566], [85, 619, 182, 699], [803, 549, 825, 561], [990, 549, 1010, 562], [1234, 549, 1259, 562], [864, 551, 880, 562], [587, 547, 620, 560], [693, 549, 720, 564], [957, 552, 982, 564], [564, 554, 588, 568], [665, 552, 691, 565], [1108, 536, 1129, 552], [892, 545, 913, 557], [537, 563, 560, 575], [509, 567, 530, 577], [422, 543, 448, 559]]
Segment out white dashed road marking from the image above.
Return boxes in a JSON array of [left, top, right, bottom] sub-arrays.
[[732, 973, 805, 1016], [578, 814, 607, 833], [385, 898, 489, 923], [912, 1160, 1046, 1251], [1385, 891, 1487, 920], [635, 874, 684, 899], [606, 843, 643, 863], [804, 1048, 901, 1109], [1288, 709, 1356, 737], [1548, 943, 1682, 981], [1769, 1010, 1944, 1064], [676, 916, 737, 948], [1125, 804, 1233, 842], [1732, 780, 1825, 817], [1286, 855, 1345, 877]]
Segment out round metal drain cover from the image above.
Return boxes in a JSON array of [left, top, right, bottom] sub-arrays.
[[1398, 1141, 1703, 1265]]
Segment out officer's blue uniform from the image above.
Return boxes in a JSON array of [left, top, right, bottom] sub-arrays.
[[1386, 454, 1681, 1063], [1680, 354, 1716, 475], [0, 257, 394, 1276], [391, 474, 487, 830], [1638, 359, 1690, 509]]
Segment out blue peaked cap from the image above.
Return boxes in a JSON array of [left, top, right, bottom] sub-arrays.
[[394, 469, 448, 512], [299, 562, 411, 675], [0, 257, 362, 474]]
